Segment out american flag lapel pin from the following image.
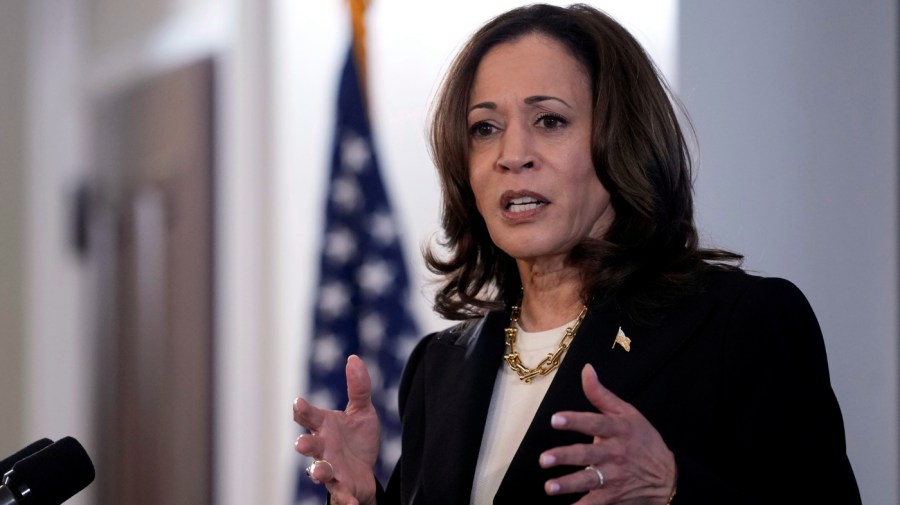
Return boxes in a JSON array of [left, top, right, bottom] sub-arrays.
[[612, 326, 631, 352]]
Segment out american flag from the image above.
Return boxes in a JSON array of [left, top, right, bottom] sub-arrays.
[[296, 46, 420, 504]]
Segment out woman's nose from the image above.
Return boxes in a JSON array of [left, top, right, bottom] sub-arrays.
[[497, 124, 535, 172]]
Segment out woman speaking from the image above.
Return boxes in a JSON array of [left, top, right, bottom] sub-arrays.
[[293, 4, 860, 504]]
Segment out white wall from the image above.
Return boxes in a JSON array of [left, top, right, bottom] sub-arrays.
[[22, 1, 96, 504], [680, 2, 898, 504]]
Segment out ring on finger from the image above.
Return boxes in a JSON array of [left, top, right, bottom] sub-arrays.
[[586, 465, 605, 489], [306, 459, 334, 485]]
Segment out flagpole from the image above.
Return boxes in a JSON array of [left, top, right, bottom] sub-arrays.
[[349, 0, 369, 113]]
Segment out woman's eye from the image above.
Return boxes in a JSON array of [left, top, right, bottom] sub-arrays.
[[469, 121, 497, 138], [536, 114, 567, 130]]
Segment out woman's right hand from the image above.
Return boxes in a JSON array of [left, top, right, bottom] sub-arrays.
[[294, 355, 381, 505]]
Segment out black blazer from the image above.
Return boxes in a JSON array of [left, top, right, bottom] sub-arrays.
[[380, 270, 860, 504]]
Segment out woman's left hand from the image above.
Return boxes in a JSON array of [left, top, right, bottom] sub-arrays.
[[539, 364, 677, 504]]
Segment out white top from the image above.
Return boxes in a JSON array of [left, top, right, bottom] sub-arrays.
[[469, 319, 576, 505]]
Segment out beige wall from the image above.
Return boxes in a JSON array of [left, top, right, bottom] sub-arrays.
[[87, 0, 212, 55], [0, 0, 28, 455], [23, 1, 270, 504], [88, 0, 169, 53]]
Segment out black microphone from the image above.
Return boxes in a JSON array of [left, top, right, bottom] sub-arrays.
[[0, 437, 95, 505], [0, 441, 53, 481]]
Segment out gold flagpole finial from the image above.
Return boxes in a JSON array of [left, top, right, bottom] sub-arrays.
[[349, 0, 370, 105]]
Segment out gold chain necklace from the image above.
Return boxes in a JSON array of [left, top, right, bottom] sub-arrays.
[[503, 296, 589, 384]]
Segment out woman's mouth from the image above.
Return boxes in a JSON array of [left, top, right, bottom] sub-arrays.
[[506, 196, 547, 212], [500, 190, 550, 218]]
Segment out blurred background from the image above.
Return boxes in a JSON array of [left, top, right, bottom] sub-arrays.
[[0, 0, 896, 504]]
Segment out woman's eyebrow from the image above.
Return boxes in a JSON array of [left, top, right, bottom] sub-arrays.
[[468, 96, 572, 114], [468, 101, 496, 113], [524, 95, 572, 108]]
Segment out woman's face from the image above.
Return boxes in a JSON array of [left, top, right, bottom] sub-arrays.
[[467, 33, 614, 264]]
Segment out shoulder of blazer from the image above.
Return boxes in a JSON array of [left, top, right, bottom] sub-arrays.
[[397, 311, 502, 412], [431, 313, 490, 347], [680, 267, 772, 316], [696, 268, 810, 320], [423, 310, 509, 362]]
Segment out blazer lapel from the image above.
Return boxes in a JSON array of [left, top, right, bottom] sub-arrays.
[[495, 296, 716, 502], [422, 310, 508, 504]]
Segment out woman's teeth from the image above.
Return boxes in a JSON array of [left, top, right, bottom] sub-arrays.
[[507, 197, 545, 212]]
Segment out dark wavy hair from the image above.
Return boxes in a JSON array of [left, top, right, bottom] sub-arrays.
[[425, 3, 741, 321]]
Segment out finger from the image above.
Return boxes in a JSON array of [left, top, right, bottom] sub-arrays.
[[581, 364, 627, 415], [550, 410, 618, 438], [310, 459, 335, 484], [294, 433, 323, 457], [293, 397, 326, 431], [545, 466, 610, 497], [345, 355, 373, 413], [539, 441, 611, 469]]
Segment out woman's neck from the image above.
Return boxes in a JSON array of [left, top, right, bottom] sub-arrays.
[[516, 258, 585, 332]]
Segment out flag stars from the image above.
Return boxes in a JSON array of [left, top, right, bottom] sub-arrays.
[[318, 281, 351, 319], [359, 313, 386, 349], [369, 211, 398, 246], [325, 227, 358, 265], [357, 259, 395, 297], [331, 176, 362, 213], [341, 133, 371, 173], [312, 333, 345, 371]]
